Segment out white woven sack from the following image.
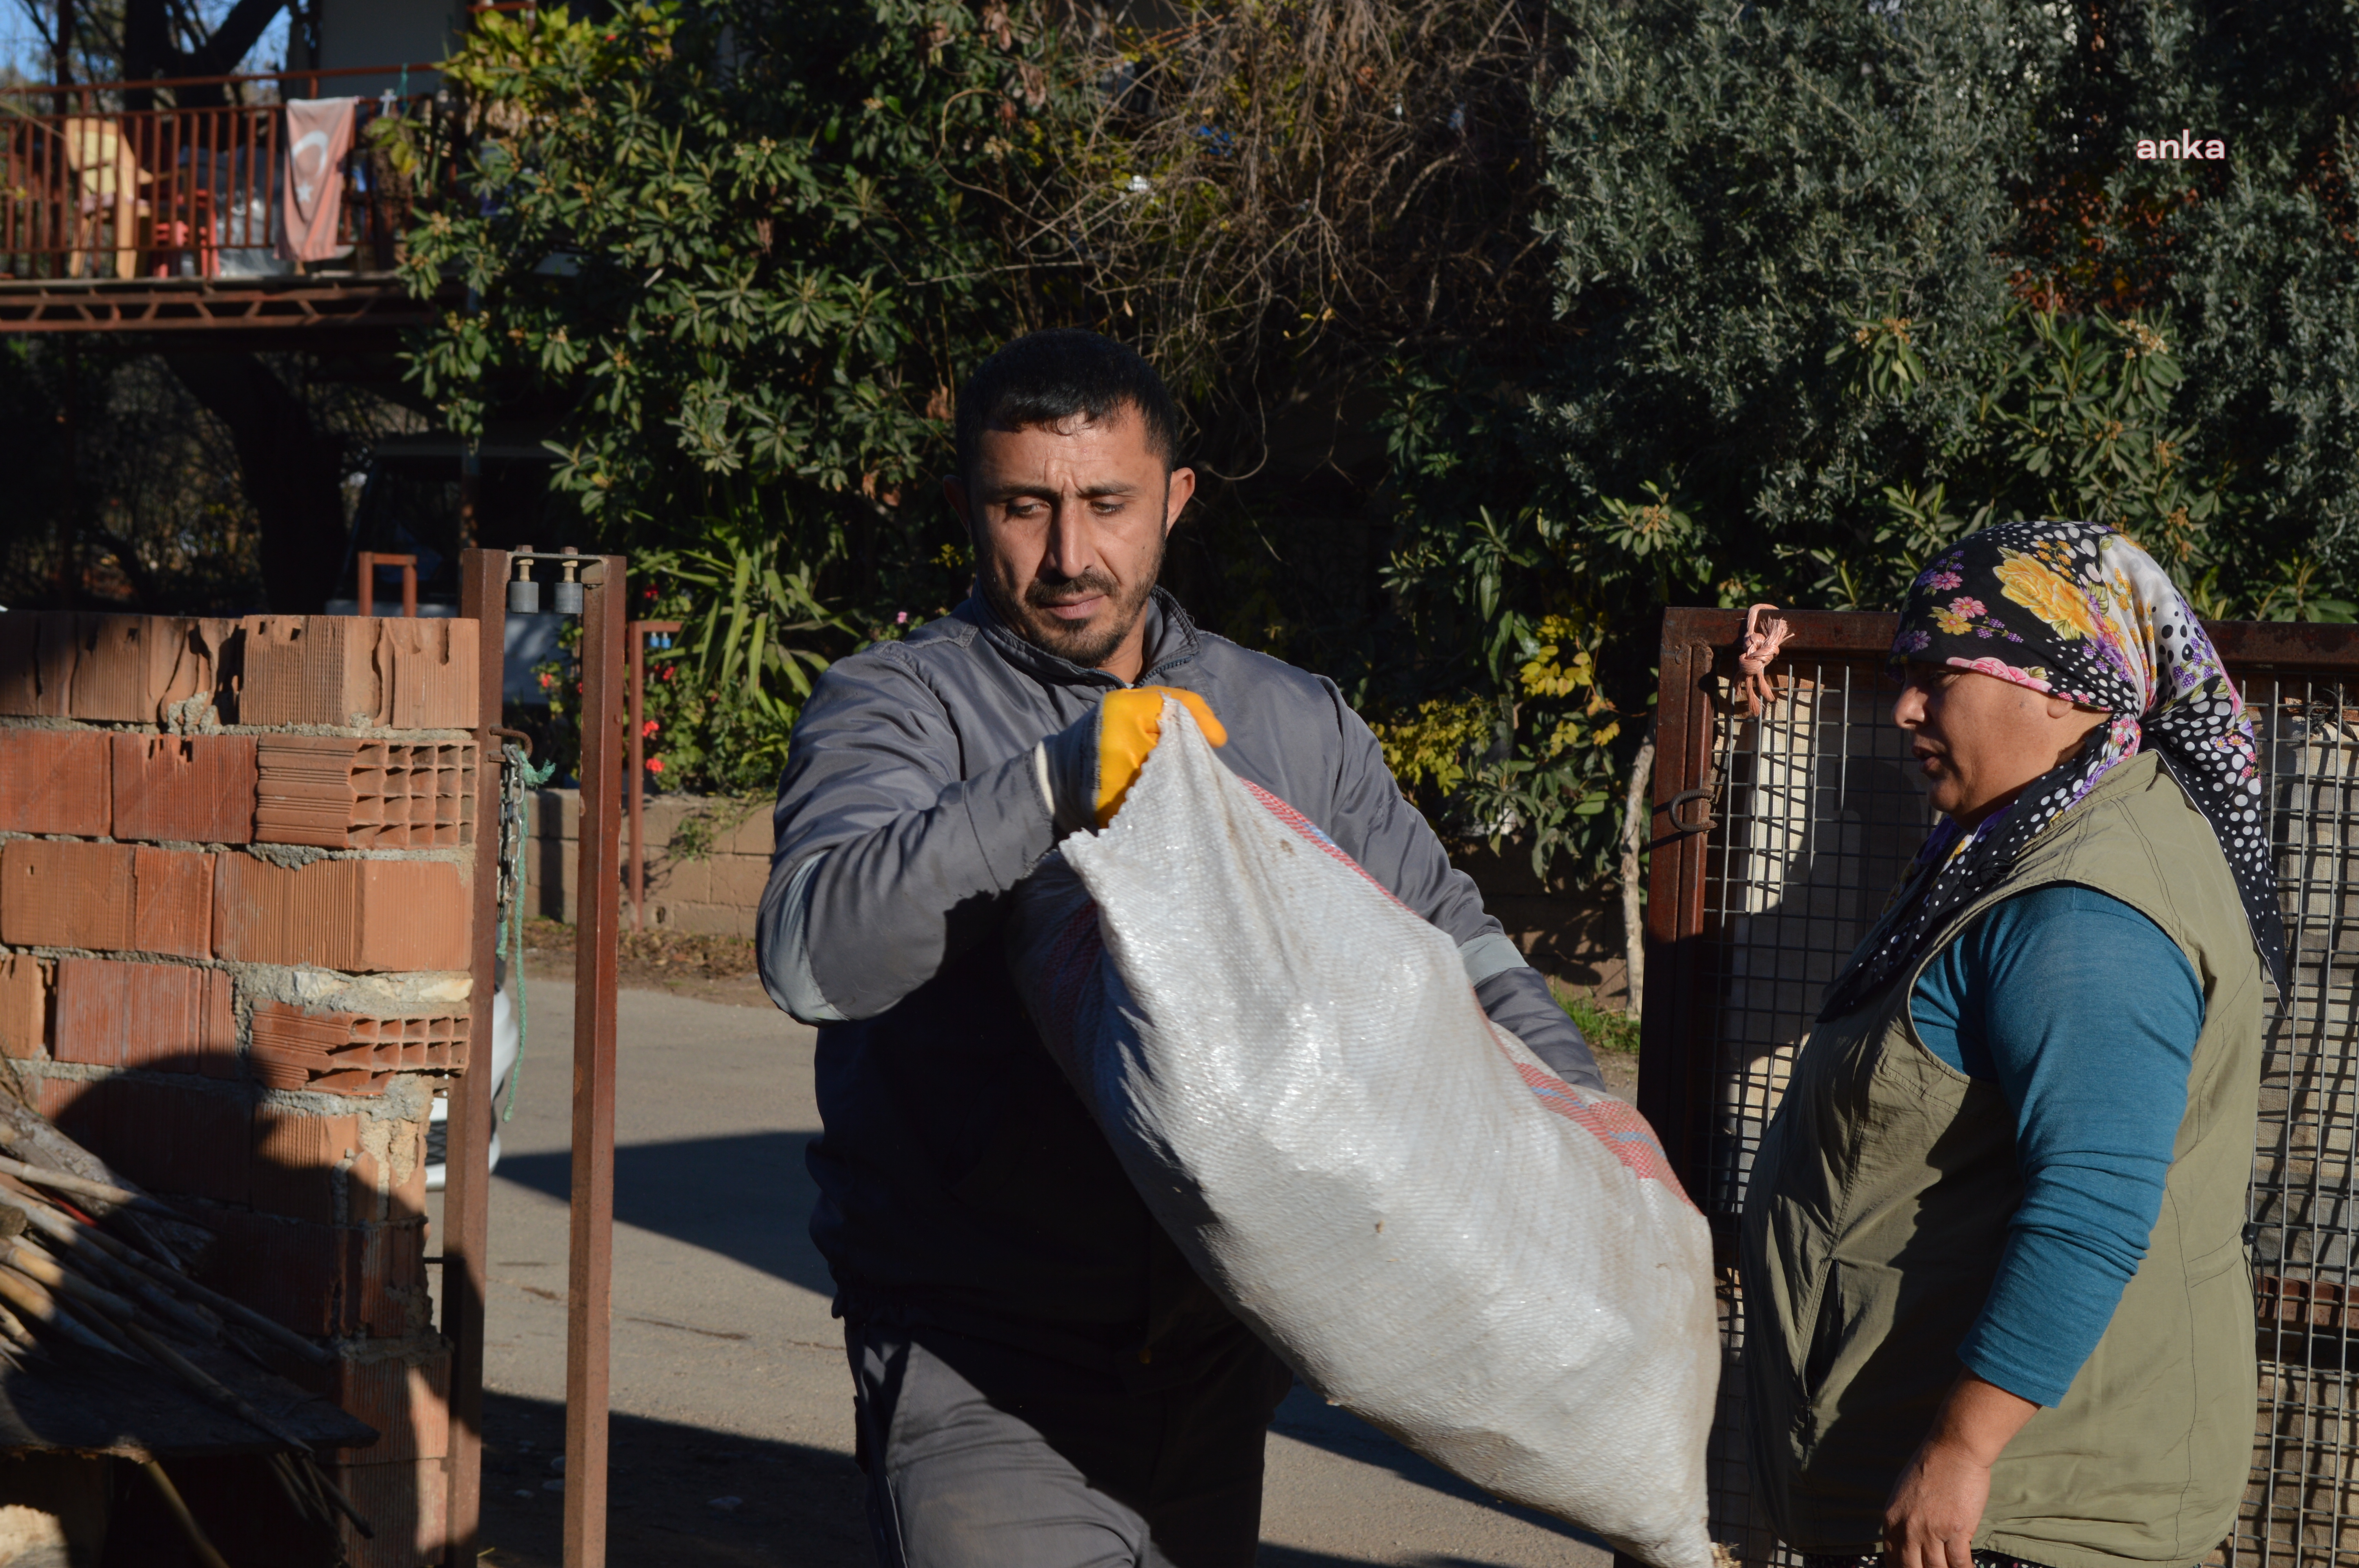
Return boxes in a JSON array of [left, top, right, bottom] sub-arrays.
[[1009, 699, 1718, 1568]]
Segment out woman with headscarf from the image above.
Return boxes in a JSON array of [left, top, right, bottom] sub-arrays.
[[1742, 519, 2283, 1568]]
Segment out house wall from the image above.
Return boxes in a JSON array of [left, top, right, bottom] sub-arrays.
[[526, 789, 773, 938], [0, 610, 477, 1568]]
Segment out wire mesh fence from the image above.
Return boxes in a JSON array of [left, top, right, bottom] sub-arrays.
[[1641, 612, 2359, 1568]]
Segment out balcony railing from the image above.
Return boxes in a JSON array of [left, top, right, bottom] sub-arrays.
[[0, 65, 446, 282]]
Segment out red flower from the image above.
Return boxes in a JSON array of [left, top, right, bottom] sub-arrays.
[[640, 719, 659, 738], [645, 758, 665, 774]]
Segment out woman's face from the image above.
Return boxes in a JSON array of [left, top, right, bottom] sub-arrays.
[[1893, 664, 2110, 828]]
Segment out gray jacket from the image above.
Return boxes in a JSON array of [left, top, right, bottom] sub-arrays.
[[758, 590, 1599, 1369]]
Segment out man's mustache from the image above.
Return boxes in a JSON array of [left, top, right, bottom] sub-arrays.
[[1025, 572, 1121, 610]]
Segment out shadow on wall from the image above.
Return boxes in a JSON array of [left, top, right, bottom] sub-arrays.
[[492, 1129, 835, 1299], [0, 1045, 446, 1567]]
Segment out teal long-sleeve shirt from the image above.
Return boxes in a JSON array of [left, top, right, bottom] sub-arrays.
[[1909, 883, 2206, 1408]]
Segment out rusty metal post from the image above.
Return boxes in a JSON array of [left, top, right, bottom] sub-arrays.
[[565, 557, 624, 1567], [1636, 614, 1721, 1209], [54, 345, 73, 606], [447, 548, 507, 1564], [626, 619, 682, 931], [357, 553, 418, 617]]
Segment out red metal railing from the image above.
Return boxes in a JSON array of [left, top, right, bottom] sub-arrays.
[[0, 67, 446, 281]]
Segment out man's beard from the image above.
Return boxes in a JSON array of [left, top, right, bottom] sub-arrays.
[[980, 532, 1165, 671]]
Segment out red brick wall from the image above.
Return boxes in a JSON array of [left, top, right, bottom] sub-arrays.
[[0, 610, 479, 1568]]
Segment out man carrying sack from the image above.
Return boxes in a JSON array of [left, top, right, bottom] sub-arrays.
[[757, 328, 1602, 1568]]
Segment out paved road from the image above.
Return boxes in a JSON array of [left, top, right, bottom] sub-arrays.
[[440, 980, 1619, 1568]]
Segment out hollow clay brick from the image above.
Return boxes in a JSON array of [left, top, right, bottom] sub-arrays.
[[249, 1003, 346, 1090], [37, 1075, 86, 1143], [239, 616, 380, 728], [238, 617, 481, 732], [250, 1004, 468, 1090], [358, 1220, 429, 1336], [253, 737, 367, 848], [256, 737, 478, 849], [111, 734, 257, 844], [198, 964, 236, 1080], [374, 618, 480, 730], [0, 613, 74, 717], [197, 1206, 357, 1336], [53, 958, 232, 1073], [336, 1013, 469, 1073], [346, 1123, 428, 1225], [130, 846, 214, 958], [0, 729, 111, 837], [0, 842, 214, 956], [304, 1067, 389, 1096], [0, 840, 134, 949], [0, 956, 49, 1058], [198, 1205, 425, 1339], [155, 617, 238, 726], [52, 957, 131, 1069], [251, 1107, 360, 1226], [55, 614, 237, 725], [45, 1074, 252, 1206], [212, 857, 467, 972], [0, 726, 111, 839], [320, 1345, 451, 1465], [332, 1455, 447, 1568], [249, 1003, 348, 1057], [65, 615, 160, 723]]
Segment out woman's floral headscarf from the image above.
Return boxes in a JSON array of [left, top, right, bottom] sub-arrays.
[[1817, 518, 2285, 1022]]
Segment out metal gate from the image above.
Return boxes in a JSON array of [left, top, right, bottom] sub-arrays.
[[1637, 607, 2359, 1568]]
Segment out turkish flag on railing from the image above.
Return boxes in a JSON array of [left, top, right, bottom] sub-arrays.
[[280, 97, 358, 263]]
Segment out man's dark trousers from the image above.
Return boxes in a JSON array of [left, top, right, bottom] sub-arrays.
[[847, 1318, 1296, 1568]]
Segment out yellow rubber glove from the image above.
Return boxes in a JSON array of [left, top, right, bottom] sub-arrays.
[[1095, 686, 1226, 827]]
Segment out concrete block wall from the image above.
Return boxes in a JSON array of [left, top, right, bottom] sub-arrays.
[[0, 610, 478, 1568], [528, 787, 774, 937]]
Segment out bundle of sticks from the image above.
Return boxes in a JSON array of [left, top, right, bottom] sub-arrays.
[[0, 1092, 373, 1547]]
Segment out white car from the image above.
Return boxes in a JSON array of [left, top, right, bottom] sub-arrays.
[[424, 979, 524, 1191]]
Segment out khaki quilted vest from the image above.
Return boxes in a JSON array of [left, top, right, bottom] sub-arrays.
[[1741, 751, 2265, 1568]]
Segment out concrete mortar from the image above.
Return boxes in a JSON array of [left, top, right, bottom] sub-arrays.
[[323, 1330, 447, 1368], [160, 697, 224, 734], [232, 965, 472, 1016], [258, 1071, 433, 1126], [0, 717, 476, 743], [233, 842, 476, 870]]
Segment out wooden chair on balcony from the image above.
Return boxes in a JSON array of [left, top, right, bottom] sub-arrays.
[[61, 117, 152, 280]]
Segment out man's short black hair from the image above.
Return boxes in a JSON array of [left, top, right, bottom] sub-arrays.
[[952, 328, 1181, 487]]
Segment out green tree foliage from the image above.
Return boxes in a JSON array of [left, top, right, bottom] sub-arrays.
[[1529, 0, 2359, 618], [2010, 0, 2359, 593], [1379, 0, 2359, 875], [387, 1, 1078, 783], [1535, 0, 2062, 606], [398, 0, 2359, 880]]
